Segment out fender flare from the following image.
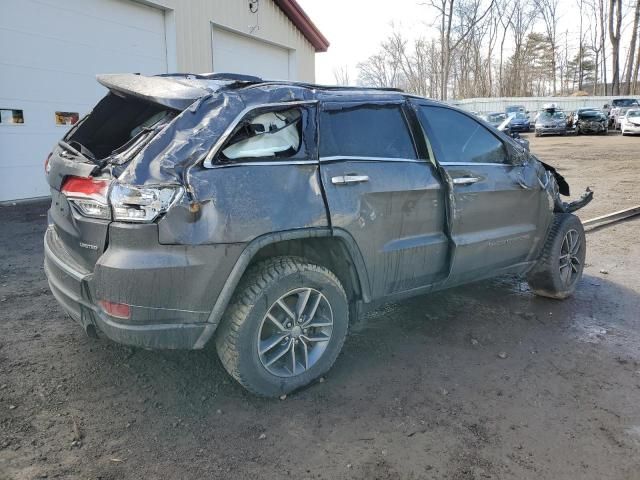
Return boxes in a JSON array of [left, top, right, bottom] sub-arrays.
[[192, 227, 371, 348]]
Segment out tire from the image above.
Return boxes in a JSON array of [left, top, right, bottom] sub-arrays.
[[215, 256, 349, 397], [527, 214, 586, 300]]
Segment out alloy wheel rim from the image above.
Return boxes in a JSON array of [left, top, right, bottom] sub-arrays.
[[559, 229, 582, 287], [257, 288, 333, 378]]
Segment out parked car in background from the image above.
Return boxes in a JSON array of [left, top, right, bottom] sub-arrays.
[[481, 112, 511, 135], [505, 105, 527, 116], [575, 109, 608, 135], [509, 112, 531, 132], [608, 98, 640, 128], [535, 110, 567, 136], [620, 108, 640, 135], [43, 72, 592, 396]]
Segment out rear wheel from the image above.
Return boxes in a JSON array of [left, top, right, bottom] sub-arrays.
[[215, 257, 349, 397], [527, 214, 586, 299]]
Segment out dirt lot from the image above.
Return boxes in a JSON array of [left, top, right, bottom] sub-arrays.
[[1, 134, 639, 480]]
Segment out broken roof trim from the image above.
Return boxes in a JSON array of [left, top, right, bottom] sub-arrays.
[[274, 0, 330, 52]]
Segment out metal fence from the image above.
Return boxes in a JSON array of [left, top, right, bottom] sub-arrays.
[[451, 96, 632, 114]]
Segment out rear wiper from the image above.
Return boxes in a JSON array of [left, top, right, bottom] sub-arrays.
[[57, 140, 102, 167]]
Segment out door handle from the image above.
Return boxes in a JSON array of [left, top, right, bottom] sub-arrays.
[[452, 176, 480, 185], [331, 175, 370, 185]]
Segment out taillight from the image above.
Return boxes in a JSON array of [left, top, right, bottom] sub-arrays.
[[61, 176, 111, 220], [98, 300, 131, 320], [110, 183, 183, 223]]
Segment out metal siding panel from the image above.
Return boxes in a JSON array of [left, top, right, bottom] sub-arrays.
[[170, 0, 316, 81], [0, 0, 167, 201], [212, 26, 291, 79]]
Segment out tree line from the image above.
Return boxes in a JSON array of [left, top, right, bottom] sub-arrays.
[[344, 0, 640, 100]]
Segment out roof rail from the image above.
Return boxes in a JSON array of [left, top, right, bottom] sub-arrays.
[[157, 72, 263, 83], [243, 80, 404, 93]]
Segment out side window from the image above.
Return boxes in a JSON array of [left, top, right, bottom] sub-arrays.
[[218, 107, 305, 162], [319, 104, 416, 159], [417, 106, 507, 164]]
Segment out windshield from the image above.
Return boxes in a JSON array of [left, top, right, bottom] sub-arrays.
[[578, 110, 602, 118], [612, 99, 639, 107], [486, 113, 507, 122], [514, 112, 528, 120], [539, 111, 565, 121]]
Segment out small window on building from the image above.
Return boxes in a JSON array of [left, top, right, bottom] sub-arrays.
[[0, 109, 24, 125], [55, 111, 79, 126], [220, 108, 303, 161]]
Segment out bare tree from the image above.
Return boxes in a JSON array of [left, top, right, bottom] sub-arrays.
[[352, 0, 639, 99], [624, 0, 640, 94], [585, 0, 605, 94], [425, 0, 495, 100], [496, 0, 516, 95], [534, 0, 560, 95], [576, 0, 585, 90], [332, 65, 351, 86], [609, 0, 622, 94], [507, 0, 538, 95]]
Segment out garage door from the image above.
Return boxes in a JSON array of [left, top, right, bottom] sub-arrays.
[[0, 0, 168, 201], [212, 26, 291, 81]]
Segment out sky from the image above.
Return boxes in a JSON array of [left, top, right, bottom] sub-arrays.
[[298, 0, 430, 84], [297, 0, 636, 87]]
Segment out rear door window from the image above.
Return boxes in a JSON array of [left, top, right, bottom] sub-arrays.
[[417, 106, 507, 164], [319, 104, 416, 159], [219, 107, 305, 162], [221, 108, 302, 160]]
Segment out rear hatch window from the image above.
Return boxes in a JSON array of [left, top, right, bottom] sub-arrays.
[[65, 92, 174, 162]]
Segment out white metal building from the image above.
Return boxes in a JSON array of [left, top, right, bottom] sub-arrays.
[[0, 0, 328, 201]]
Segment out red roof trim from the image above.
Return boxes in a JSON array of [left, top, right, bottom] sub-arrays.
[[273, 0, 329, 52]]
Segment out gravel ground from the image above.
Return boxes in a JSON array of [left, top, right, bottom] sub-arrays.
[[1, 134, 639, 480]]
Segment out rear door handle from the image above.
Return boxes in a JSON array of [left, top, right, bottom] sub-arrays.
[[452, 176, 480, 185], [331, 175, 370, 185]]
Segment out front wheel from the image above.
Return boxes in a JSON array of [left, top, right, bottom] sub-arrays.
[[527, 214, 586, 299], [215, 257, 349, 397]]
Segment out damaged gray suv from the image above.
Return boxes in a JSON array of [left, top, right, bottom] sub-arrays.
[[44, 73, 593, 396]]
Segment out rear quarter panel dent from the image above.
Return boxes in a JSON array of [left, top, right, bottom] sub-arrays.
[[158, 165, 328, 244]]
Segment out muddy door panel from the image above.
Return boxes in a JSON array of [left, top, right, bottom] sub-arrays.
[[318, 102, 448, 298], [321, 160, 447, 297], [415, 104, 546, 283], [442, 164, 544, 281]]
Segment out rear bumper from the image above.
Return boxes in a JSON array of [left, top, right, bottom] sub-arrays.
[[535, 126, 566, 135], [44, 225, 242, 349]]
